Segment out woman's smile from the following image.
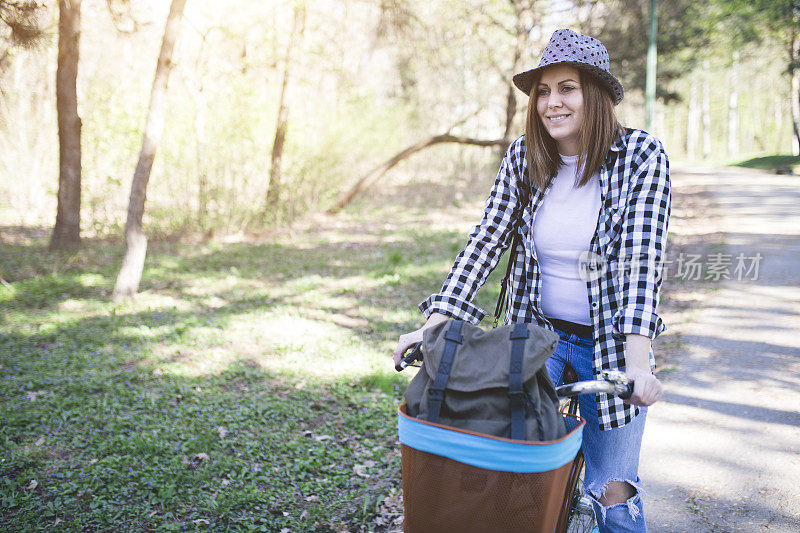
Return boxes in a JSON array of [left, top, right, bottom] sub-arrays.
[[546, 113, 571, 124]]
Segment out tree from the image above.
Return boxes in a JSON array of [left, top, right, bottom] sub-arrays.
[[501, 1, 538, 145], [265, 1, 305, 212], [49, 0, 82, 250], [328, 0, 547, 210], [0, 1, 44, 54], [578, 0, 715, 105], [112, 0, 187, 303], [753, 0, 800, 155], [329, 131, 510, 213], [705, 0, 799, 154]]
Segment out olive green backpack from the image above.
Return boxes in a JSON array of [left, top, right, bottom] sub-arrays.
[[404, 319, 566, 442]]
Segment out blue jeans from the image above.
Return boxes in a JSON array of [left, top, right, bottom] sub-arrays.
[[546, 329, 648, 533]]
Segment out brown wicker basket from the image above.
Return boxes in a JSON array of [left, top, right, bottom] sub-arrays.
[[398, 405, 584, 533]]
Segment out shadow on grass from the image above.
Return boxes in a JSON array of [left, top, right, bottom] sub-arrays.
[[0, 220, 509, 359], [733, 154, 800, 171], [0, 335, 405, 531], [1, 219, 433, 529], [1, 223, 466, 306], [0, 213, 508, 530]]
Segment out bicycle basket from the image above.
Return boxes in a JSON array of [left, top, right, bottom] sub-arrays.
[[398, 404, 585, 533]]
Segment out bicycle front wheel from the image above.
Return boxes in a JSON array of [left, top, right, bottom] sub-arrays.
[[565, 457, 598, 533]]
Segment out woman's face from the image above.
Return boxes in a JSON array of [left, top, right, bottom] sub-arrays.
[[535, 65, 585, 156]]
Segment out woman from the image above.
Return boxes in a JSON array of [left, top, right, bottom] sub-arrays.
[[393, 29, 670, 532]]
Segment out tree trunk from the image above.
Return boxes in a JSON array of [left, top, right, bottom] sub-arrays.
[[502, 3, 532, 142], [266, 2, 306, 211], [728, 50, 739, 158], [773, 94, 783, 153], [701, 59, 711, 160], [49, 0, 82, 250], [789, 25, 800, 156], [191, 75, 209, 234], [112, 0, 187, 303], [655, 98, 664, 139], [686, 74, 698, 159], [328, 133, 511, 213]]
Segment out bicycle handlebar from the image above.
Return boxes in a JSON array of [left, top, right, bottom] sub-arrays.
[[395, 343, 423, 372], [556, 371, 633, 400], [396, 344, 633, 400]]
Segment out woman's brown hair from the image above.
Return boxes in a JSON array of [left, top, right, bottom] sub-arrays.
[[523, 68, 623, 191]]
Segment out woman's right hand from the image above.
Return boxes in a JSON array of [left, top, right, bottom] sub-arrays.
[[392, 312, 449, 367]]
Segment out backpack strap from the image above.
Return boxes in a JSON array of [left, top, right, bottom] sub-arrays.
[[426, 320, 464, 424], [508, 323, 529, 440], [493, 179, 532, 327], [493, 232, 520, 327]]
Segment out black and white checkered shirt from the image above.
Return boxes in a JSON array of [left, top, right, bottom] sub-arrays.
[[420, 128, 671, 430]]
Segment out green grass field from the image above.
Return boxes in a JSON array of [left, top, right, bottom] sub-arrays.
[[0, 205, 505, 531], [733, 154, 800, 172]]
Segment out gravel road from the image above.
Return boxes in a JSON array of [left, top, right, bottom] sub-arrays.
[[642, 166, 800, 532]]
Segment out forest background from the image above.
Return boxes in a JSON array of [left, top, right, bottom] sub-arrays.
[[1, 0, 800, 531], [2, 0, 798, 241]]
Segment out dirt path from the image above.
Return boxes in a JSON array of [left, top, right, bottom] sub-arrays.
[[642, 166, 800, 532]]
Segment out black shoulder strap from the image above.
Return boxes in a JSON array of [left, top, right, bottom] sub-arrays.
[[508, 323, 529, 440], [426, 320, 464, 424], [493, 233, 520, 327], [493, 180, 531, 327]]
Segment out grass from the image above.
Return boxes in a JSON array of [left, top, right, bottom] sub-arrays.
[[732, 154, 800, 173], [0, 203, 505, 531], [686, 494, 703, 515]]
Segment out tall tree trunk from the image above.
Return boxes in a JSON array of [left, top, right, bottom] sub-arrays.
[[497, 0, 536, 160], [701, 59, 711, 160], [191, 75, 209, 235], [655, 98, 664, 139], [686, 74, 698, 159], [112, 0, 187, 303], [789, 25, 800, 156], [773, 90, 785, 153], [49, 0, 82, 250], [727, 50, 739, 157], [266, 2, 305, 211]]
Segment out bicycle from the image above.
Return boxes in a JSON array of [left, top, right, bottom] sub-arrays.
[[395, 344, 632, 533], [555, 364, 632, 532]]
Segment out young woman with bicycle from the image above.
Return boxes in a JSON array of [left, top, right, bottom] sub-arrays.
[[393, 29, 670, 532]]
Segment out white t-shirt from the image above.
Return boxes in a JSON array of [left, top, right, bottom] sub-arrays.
[[532, 154, 601, 325]]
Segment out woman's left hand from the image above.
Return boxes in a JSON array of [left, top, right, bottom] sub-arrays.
[[624, 368, 663, 406], [623, 334, 663, 406]]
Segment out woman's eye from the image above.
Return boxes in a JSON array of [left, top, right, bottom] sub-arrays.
[[561, 85, 574, 92], [537, 88, 549, 97]]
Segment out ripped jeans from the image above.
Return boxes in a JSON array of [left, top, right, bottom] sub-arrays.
[[546, 329, 648, 533]]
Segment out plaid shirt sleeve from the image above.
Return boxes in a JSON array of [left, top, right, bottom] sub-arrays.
[[612, 137, 671, 340], [419, 138, 525, 324]]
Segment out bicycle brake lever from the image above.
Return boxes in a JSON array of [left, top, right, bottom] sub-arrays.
[[395, 343, 423, 372]]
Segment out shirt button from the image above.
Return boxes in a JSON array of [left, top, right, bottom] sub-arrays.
[[592, 302, 598, 308]]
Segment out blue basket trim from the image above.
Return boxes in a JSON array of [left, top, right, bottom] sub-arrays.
[[398, 408, 583, 473]]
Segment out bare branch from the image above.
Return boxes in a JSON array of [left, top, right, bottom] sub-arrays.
[[328, 131, 511, 213]]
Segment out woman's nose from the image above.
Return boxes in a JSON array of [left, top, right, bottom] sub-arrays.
[[548, 93, 562, 108]]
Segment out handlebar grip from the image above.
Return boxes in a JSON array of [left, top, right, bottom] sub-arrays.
[[618, 383, 633, 400], [395, 343, 423, 372]]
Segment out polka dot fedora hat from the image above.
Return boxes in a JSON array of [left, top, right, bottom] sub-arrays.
[[513, 28, 624, 105]]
